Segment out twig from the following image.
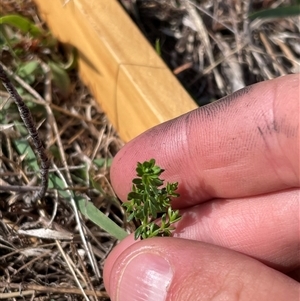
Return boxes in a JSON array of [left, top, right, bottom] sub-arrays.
[[50, 103, 104, 125], [251, 49, 274, 79], [0, 290, 35, 299], [52, 163, 101, 280], [0, 281, 109, 298], [47, 189, 58, 228], [0, 185, 41, 192], [40, 62, 73, 185], [188, 0, 235, 34], [270, 35, 300, 73], [173, 62, 193, 74], [0, 63, 46, 105], [259, 32, 286, 76], [0, 63, 50, 201], [214, 34, 245, 92], [55, 240, 90, 301], [183, 0, 225, 93]]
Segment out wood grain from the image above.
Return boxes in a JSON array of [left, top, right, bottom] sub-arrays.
[[33, 0, 197, 142]]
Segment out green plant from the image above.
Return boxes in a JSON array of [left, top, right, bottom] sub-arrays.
[[123, 159, 181, 240], [249, 0, 300, 19], [0, 14, 75, 97], [12, 124, 128, 241]]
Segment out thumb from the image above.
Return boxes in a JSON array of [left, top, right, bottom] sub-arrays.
[[104, 237, 299, 301]]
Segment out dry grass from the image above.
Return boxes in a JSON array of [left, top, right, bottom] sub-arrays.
[[0, 1, 124, 300], [0, 0, 299, 300], [120, 0, 300, 105]]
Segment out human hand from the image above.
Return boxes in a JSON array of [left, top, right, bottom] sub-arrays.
[[104, 74, 299, 301]]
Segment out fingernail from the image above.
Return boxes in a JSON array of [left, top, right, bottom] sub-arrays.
[[116, 253, 173, 301]]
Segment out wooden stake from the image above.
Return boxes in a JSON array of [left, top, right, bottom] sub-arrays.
[[33, 0, 197, 142]]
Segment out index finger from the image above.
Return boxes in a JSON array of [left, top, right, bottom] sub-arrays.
[[111, 74, 299, 207]]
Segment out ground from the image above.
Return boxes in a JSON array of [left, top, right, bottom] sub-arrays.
[[0, 0, 299, 300]]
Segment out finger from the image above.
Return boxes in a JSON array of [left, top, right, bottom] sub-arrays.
[[111, 74, 299, 207], [104, 237, 299, 301], [173, 188, 300, 272]]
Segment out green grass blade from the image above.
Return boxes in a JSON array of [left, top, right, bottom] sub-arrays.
[[249, 5, 300, 19], [155, 38, 161, 56], [14, 138, 39, 172], [14, 135, 127, 240], [49, 174, 128, 240], [76, 199, 128, 240], [0, 15, 45, 38]]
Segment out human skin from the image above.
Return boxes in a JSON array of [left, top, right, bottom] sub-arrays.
[[104, 74, 300, 301]]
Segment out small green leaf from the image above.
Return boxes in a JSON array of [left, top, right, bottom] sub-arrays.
[[127, 212, 135, 222], [135, 226, 144, 240], [14, 138, 39, 172], [128, 191, 142, 200], [0, 15, 45, 38], [155, 38, 161, 56], [93, 158, 113, 168], [48, 61, 71, 97], [132, 178, 142, 185], [17, 61, 41, 85], [151, 177, 164, 186], [19, 61, 39, 75], [90, 175, 105, 194]]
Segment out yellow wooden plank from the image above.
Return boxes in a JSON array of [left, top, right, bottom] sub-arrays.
[[33, 0, 198, 142]]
